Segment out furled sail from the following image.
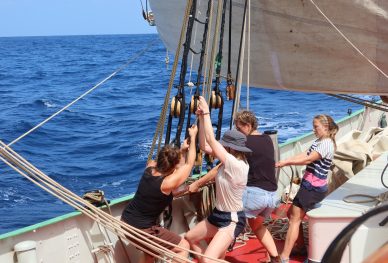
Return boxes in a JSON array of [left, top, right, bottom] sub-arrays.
[[149, 0, 388, 95]]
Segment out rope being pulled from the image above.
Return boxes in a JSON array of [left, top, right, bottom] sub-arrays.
[[0, 141, 227, 263], [148, 0, 194, 161]]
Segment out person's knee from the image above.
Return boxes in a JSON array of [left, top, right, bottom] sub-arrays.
[[289, 213, 302, 225], [185, 231, 199, 244], [179, 238, 190, 250]]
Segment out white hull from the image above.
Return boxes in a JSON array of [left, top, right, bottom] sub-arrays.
[[1, 107, 387, 263]]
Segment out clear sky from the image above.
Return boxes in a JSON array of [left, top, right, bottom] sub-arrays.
[[0, 0, 157, 37]]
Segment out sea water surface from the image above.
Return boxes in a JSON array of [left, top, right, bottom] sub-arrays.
[[0, 34, 366, 234]]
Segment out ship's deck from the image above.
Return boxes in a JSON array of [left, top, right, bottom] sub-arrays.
[[225, 237, 306, 263]]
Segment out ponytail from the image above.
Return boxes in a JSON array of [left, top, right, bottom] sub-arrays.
[[315, 114, 338, 149]]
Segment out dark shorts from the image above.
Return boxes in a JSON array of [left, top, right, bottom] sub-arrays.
[[127, 225, 181, 251], [207, 207, 246, 238], [293, 186, 326, 212]]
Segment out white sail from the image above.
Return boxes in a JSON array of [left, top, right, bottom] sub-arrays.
[[149, 0, 388, 95]]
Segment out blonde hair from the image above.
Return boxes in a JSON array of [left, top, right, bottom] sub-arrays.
[[314, 114, 339, 148], [234, 110, 258, 133]]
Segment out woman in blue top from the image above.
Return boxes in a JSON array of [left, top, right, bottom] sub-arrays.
[[275, 114, 338, 263]]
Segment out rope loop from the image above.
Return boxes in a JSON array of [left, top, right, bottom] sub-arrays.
[[343, 191, 388, 205]]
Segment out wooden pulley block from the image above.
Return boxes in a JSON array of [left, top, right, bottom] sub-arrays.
[[210, 91, 222, 109], [226, 84, 235, 101], [190, 96, 197, 113], [381, 96, 388, 104], [170, 96, 181, 117]]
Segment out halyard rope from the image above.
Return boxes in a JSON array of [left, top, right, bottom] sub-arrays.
[[148, 0, 194, 161], [204, 0, 224, 102], [0, 141, 228, 262], [7, 39, 157, 147], [328, 94, 388, 112]]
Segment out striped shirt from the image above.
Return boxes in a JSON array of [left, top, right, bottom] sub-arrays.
[[301, 138, 334, 192]]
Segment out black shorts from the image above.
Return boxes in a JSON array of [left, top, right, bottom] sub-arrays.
[[207, 207, 246, 238], [293, 186, 326, 212]]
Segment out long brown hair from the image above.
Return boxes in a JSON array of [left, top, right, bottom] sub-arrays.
[[156, 145, 181, 175], [229, 149, 248, 163], [314, 114, 339, 148]]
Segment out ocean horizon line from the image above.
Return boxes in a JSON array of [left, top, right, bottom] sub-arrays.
[[0, 32, 157, 39]]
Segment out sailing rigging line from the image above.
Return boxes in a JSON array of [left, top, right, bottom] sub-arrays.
[[185, 0, 213, 136], [328, 94, 388, 112], [165, 0, 198, 147], [211, 0, 227, 141], [187, 0, 202, 86], [0, 141, 228, 263], [246, 0, 250, 110], [204, 0, 225, 102], [7, 39, 157, 148], [138, 0, 147, 20], [148, 0, 194, 161], [309, 0, 388, 80], [229, 0, 248, 129], [200, 0, 214, 98], [227, 0, 233, 85]]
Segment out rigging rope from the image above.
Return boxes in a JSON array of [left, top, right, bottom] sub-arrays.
[[328, 94, 388, 112], [229, 0, 248, 129], [210, 0, 228, 141], [185, 0, 213, 135], [204, 0, 225, 103], [246, 0, 250, 110], [7, 40, 157, 148], [0, 141, 228, 262], [309, 0, 388, 80], [148, 0, 194, 161], [166, 0, 198, 147], [227, 0, 233, 88], [200, 0, 214, 99], [343, 191, 388, 205], [187, 0, 202, 85]]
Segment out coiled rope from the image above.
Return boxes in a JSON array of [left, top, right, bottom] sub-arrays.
[[343, 191, 388, 205]]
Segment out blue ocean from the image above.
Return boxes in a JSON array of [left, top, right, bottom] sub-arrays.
[[0, 34, 364, 234]]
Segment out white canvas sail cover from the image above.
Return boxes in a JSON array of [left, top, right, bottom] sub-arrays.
[[149, 0, 388, 95]]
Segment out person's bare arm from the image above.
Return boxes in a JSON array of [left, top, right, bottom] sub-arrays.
[[275, 151, 321, 168], [161, 125, 198, 194], [197, 96, 228, 163], [188, 163, 221, 193]]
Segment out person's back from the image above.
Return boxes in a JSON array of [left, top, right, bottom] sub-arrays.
[[122, 167, 173, 229], [234, 110, 281, 262], [246, 134, 277, 191], [121, 125, 198, 262]]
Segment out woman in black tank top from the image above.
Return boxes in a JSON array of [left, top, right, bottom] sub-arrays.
[[121, 125, 198, 262]]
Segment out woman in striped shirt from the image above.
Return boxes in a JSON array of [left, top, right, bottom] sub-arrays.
[[275, 114, 338, 263]]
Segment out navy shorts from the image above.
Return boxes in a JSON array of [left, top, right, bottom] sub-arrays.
[[207, 207, 246, 238], [293, 186, 326, 212]]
